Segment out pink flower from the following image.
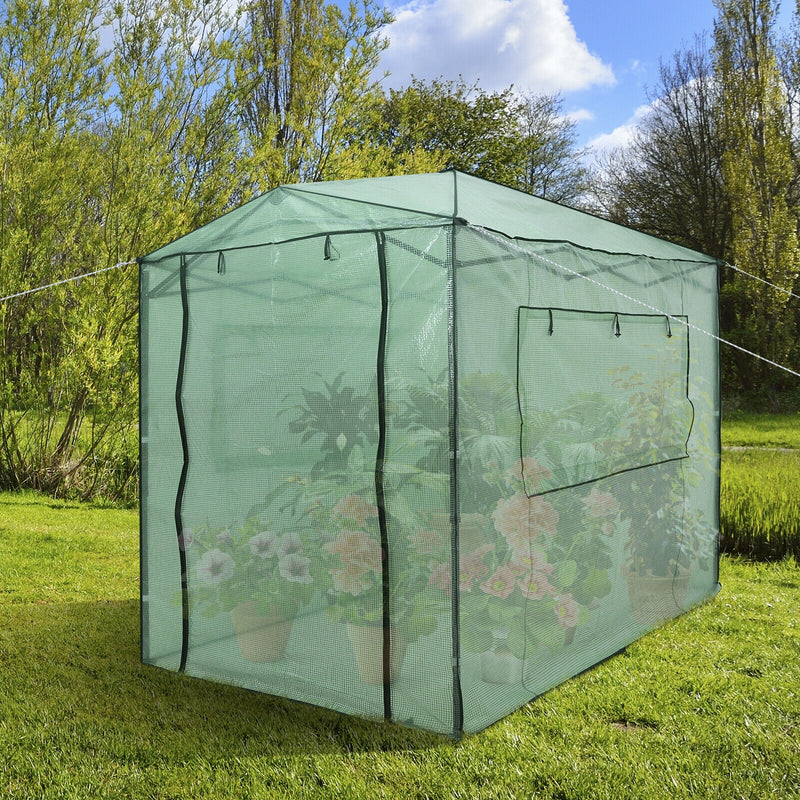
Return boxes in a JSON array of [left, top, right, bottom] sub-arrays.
[[581, 488, 620, 518], [480, 565, 517, 599], [507, 547, 553, 576], [492, 493, 559, 553], [518, 571, 556, 601], [554, 593, 580, 629], [331, 567, 374, 595], [333, 495, 379, 527], [505, 458, 553, 491], [197, 549, 235, 586], [459, 544, 493, 590], [324, 529, 382, 577]]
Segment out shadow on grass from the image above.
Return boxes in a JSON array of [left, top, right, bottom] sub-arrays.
[[1, 599, 449, 760]]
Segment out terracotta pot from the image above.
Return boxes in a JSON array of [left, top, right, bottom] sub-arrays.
[[480, 646, 523, 685], [230, 602, 293, 662], [346, 623, 407, 684], [622, 565, 691, 626]]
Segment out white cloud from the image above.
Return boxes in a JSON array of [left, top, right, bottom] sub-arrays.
[[565, 108, 594, 124], [588, 104, 651, 153], [380, 0, 615, 94]]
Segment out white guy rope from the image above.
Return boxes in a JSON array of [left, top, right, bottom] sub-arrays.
[[469, 224, 800, 380], [0, 260, 137, 305], [722, 260, 800, 301]]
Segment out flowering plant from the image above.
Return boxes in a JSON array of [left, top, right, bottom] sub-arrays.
[[180, 516, 317, 621], [427, 458, 618, 657], [317, 492, 439, 643]]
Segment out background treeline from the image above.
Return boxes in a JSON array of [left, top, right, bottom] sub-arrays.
[[0, 0, 798, 504]]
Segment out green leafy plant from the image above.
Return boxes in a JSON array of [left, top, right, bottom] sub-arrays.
[[609, 365, 711, 577], [281, 372, 378, 479]]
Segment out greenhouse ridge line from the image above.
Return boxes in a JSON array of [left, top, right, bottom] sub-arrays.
[[0, 260, 137, 304], [469, 224, 800, 381]]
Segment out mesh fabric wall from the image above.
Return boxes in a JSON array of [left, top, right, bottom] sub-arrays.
[[139, 171, 720, 737]]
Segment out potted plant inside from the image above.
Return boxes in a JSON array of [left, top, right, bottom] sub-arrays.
[[320, 495, 438, 683], [426, 456, 618, 683], [277, 371, 445, 683], [610, 364, 712, 624], [181, 516, 316, 662]]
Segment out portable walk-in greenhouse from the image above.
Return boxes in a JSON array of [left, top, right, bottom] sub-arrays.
[[139, 169, 720, 736]]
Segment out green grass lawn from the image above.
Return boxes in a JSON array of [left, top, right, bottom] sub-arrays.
[[720, 411, 800, 559], [1, 491, 799, 799], [721, 411, 800, 448]]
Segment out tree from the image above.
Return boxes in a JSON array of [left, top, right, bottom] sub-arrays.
[[0, 0, 111, 496], [0, 0, 241, 501], [513, 93, 590, 204], [714, 0, 800, 392], [590, 38, 730, 260], [360, 77, 588, 200], [234, 0, 392, 190]]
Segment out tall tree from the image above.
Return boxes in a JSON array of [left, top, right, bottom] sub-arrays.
[[514, 93, 590, 204], [0, 0, 110, 496], [590, 38, 730, 260], [235, 0, 392, 190], [714, 0, 800, 391]]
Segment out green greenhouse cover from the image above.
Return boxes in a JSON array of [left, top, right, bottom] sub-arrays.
[[139, 170, 720, 736]]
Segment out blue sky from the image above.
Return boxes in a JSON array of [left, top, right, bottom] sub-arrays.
[[376, 0, 793, 154]]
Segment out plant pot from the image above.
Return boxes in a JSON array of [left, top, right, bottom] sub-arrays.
[[230, 602, 293, 662], [622, 565, 691, 626], [480, 646, 523, 685], [346, 623, 407, 684]]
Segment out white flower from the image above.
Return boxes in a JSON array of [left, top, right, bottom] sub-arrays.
[[277, 532, 303, 558], [336, 432, 347, 451], [197, 549, 235, 586], [279, 553, 312, 584], [249, 530, 278, 559]]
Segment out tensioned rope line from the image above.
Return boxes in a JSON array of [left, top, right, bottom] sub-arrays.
[[469, 224, 800, 380], [0, 260, 137, 305], [722, 260, 800, 301]]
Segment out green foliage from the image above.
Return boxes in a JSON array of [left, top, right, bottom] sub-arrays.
[[714, 0, 798, 389], [361, 78, 589, 201], [2, 492, 800, 798], [234, 0, 393, 190]]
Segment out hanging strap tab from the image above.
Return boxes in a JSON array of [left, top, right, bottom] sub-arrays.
[[666, 315, 673, 338], [548, 308, 554, 336], [217, 251, 226, 275], [324, 235, 332, 261], [614, 313, 621, 337]]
